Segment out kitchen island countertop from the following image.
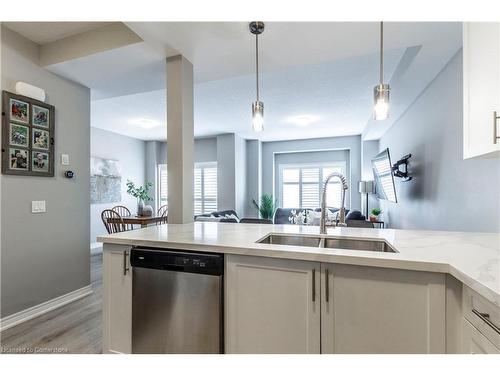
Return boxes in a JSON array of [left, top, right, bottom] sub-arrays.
[[98, 222, 500, 307]]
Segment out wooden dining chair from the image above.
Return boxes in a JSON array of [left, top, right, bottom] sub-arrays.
[[157, 204, 168, 225], [101, 209, 127, 234], [112, 205, 134, 230]]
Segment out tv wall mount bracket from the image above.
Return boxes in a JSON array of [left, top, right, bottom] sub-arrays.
[[392, 153, 412, 181]]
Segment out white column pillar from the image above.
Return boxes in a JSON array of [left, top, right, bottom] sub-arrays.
[[166, 55, 194, 223]]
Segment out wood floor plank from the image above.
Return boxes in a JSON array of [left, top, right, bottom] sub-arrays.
[[0, 253, 103, 354]]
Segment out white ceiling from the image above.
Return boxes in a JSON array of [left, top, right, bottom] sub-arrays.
[[4, 22, 113, 44], [8, 21, 462, 142], [47, 42, 168, 100], [92, 47, 405, 141]]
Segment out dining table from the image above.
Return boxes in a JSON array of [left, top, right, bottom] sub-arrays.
[[107, 215, 166, 228]]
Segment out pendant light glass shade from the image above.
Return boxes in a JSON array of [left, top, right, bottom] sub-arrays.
[[250, 21, 265, 132], [373, 83, 390, 120], [373, 22, 390, 121], [252, 100, 264, 132]]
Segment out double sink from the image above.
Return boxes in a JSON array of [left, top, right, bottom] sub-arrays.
[[257, 233, 397, 253]]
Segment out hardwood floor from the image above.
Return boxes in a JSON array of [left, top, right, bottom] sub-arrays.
[[1, 253, 103, 354]]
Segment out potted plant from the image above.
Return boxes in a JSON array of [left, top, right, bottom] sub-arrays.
[[370, 208, 382, 222], [126, 180, 153, 216], [252, 194, 278, 220]]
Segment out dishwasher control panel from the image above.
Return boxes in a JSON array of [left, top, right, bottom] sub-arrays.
[[130, 247, 224, 276]]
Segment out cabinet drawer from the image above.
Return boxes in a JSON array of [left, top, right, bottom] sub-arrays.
[[462, 319, 500, 354], [462, 286, 500, 349]]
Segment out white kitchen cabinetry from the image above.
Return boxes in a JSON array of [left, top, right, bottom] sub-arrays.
[[225, 255, 446, 354], [463, 22, 500, 158], [225, 255, 321, 353], [321, 264, 446, 353], [462, 319, 500, 354], [103, 244, 132, 354], [462, 285, 500, 353]]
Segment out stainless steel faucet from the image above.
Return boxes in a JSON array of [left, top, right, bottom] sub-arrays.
[[320, 172, 348, 234]]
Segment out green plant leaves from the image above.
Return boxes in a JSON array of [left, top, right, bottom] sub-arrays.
[[252, 194, 278, 219]]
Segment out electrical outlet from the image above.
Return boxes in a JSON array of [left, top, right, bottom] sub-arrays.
[[61, 154, 70, 165], [31, 200, 46, 213]]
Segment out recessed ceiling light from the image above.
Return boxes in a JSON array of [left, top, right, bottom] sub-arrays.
[[129, 118, 160, 129], [285, 115, 320, 127]]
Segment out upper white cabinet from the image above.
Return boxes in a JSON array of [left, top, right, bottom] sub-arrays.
[[321, 264, 446, 353], [463, 22, 500, 159], [225, 255, 321, 354], [102, 244, 132, 354]]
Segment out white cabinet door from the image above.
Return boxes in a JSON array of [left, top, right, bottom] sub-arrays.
[[321, 263, 446, 353], [103, 244, 132, 354], [463, 22, 500, 158], [225, 255, 320, 353], [462, 318, 500, 354]]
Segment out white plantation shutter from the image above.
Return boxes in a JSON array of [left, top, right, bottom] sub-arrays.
[[194, 162, 218, 215], [157, 163, 218, 215], [279, 163, 346, 209], [158, 164, 168, 206]]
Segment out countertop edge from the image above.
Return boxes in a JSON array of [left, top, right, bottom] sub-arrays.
[[96, 235, 500, 308]]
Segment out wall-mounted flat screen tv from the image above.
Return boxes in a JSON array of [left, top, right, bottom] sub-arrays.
[[371, 148, 397, 203]]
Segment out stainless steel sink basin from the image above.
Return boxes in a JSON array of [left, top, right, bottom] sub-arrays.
[[257, 234, 397, 253], [257, 234, 322, 247], [322, 237, 396, 252]]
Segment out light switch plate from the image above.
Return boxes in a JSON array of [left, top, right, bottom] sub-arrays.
[[61, 154, 70, 165], [31, 200, 46, 213]]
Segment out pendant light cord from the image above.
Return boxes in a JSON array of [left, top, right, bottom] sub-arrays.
[[379, 21, 384, 85], [256, 33, 260, 101]]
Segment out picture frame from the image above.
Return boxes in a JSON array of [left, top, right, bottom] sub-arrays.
[[2, 91, 55, 177], [32, 128, 50, 150], [32, 105, 50, 128], [9, 123, 29, 147]]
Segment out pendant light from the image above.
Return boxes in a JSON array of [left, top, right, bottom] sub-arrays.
[[250, 21, 265, 132], [373, 21, 390, 120]]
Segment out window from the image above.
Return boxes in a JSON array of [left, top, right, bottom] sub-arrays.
[[279, 163, 346, 209], [157, 163, 218, 216], [158, 164, 168, 207], [194, 162, 218, 215]]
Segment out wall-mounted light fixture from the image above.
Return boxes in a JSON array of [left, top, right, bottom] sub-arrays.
[[373, 22, 390, 121], [15, 81, 46, 102], [249, 21, 265, 132]]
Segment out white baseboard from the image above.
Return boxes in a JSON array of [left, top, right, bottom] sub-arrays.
[[90, 242, 102, 254], [0, 284, 93, 332]]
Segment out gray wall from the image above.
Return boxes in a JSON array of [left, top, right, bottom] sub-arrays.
[[361, 139, 380, 217], [157, 137, 217, 164], [378, 51, 500, 232], [1, 27, 91, 317], [90, 127, 146, 242], [245, 140, 262, 217], [216, 133, 246, 214], [261, 135, 362, 210]]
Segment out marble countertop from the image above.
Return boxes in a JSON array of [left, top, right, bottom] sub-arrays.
[[97, 222, 500, 307]]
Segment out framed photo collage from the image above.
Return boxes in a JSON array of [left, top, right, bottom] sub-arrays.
[[2, 91, 55, 177]]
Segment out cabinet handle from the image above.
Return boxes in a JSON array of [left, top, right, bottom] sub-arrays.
[[312, 268, 316, 302], [325, 268, 329, 302], [494, 111, 500, 144], [123, 251, 130, 275], [472, 308, 500, 334]]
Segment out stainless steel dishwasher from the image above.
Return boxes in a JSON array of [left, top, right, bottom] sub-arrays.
[[130, 247, 224, 354]]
